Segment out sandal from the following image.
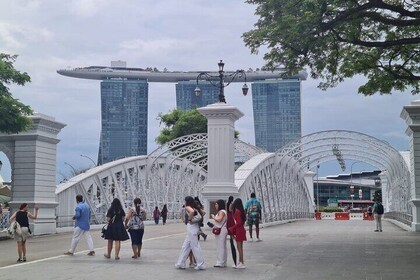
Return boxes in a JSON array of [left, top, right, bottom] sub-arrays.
[[104, 254, 111, 259], [115, 256, 120, 260], [132, 255, 138, 259]]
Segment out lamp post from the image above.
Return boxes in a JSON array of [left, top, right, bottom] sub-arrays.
[[64, 162, 77, 175], [316, 163, 320, 211], [194, 60, 248, 103], [80, 154, 97, 167]]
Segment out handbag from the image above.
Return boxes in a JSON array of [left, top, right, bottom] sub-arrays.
[[212, 219, 226, 235], [101, 215, 116, 238], [7, 221, 21, 237], [190, 210, 202, 224]]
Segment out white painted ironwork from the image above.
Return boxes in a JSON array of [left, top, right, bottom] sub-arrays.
[[275, 130, 411, 218], [56, 131, 408, 227], [56, 134, 265, 226]]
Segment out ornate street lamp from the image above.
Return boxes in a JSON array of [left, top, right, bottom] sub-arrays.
[[194, 60, 248, 103]]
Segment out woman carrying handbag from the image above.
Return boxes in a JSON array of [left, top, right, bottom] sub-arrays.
[[211, 199, 227, 267]]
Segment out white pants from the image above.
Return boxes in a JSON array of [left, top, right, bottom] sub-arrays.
[[176, 223, 205, 267], [69, 227, 94, 253], [374, 214, 382, 231], [214, 226, 228, 266]]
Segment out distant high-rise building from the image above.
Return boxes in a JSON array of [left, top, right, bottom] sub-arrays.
[[176, 81, 218, 110], [98, 79, 148, 164], [252, 79, 302, 152]]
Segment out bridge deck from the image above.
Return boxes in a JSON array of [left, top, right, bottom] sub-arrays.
[[0, 220, 419, 280]]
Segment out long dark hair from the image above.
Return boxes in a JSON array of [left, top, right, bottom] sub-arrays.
[[216, 199, 226, 211], [133, 198, 141, 214], [185, 196, 196, 208], [232, 198, 246, 222], [194, 197, 203, 209], [110, 198, 124, 214], [227, 196, 234, 213]]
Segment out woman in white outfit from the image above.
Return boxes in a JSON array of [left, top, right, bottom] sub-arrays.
[[175, 196, 206, 270], [211, 199, 228, 267]]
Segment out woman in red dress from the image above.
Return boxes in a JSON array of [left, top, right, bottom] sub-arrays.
[[228, 198, 247, 269]]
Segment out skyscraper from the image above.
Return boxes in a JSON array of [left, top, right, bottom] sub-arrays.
[[98, 79, 148, 164], [176, 81, 218, 110], [252, 79, 302, 152]]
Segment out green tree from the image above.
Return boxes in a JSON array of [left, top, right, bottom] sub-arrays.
[[156, 108, 208, 145], [243, 0, 419, 95], [0, 53, 33, 133]]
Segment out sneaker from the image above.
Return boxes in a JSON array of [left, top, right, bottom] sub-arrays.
[[379, 230, 383, 232], [256, 238, 262, 242], [214, 264, 226, 268], [17, 258, 23, 262], [64, 251, 74, 256], [194, 265, 206, 270], [232, 264, 237, 268], [87, 251, 95, 256], [175, 264, 186, 269], [236, 262, 246, 269], [22, 256, 26, 262], [374, 230, 379, 232], [189, 262, 197, 268], [249, 238, 254, 242]]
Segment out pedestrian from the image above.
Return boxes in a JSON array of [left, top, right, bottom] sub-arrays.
[[9, 203, 39, 262], [373, 200, 384, 232], [125, 198, 146, 259], [64, 194, 95, 257], [153, 206, 160, 224], [175, 196, 206, 270], [226, 196, 237, 266], [244, 192, 262, 242], [194, 197, 207, 241], [229, 198, 247, 269], [103, 198, 129, 260], [161, 204, 168, 225], [180, 205, 186, 222], [211, 199, 227, 267], [180, 203, 196, 268]]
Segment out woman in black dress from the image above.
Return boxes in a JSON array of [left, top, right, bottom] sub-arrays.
[[104, 198, 129, 260]]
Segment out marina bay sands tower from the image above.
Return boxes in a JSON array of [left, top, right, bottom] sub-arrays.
[[57, 61, 307, 164]]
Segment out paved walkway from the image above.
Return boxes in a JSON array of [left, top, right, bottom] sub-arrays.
[[1, 219, 420, 280]]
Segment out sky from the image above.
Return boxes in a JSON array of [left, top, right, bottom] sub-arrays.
[[0, 0, 416, 182]]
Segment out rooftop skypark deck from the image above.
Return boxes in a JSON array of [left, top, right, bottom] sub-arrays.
[[57, 66, 307, 82]]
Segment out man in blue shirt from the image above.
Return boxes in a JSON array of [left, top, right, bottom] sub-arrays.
[[64, 194, 95, 256], [245, 193, 262, 242]]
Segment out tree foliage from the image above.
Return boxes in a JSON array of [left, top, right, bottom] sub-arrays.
[[0, 53, 33, 133], [155, 108, 208, 145], [243, 0, 420, 95]]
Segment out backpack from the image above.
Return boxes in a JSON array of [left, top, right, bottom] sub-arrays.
[[377, 204, 384, 215], [129, 210, 145, 230]]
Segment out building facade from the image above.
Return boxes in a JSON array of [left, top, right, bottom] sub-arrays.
[[176, 81, 218, 110], [252, 79, 302, 152], [98, 79, 148, 164]]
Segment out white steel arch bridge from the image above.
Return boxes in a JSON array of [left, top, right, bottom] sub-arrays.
[[56, 131, 411, 229]]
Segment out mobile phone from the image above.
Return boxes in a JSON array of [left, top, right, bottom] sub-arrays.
[[207, 221, 214, 228]]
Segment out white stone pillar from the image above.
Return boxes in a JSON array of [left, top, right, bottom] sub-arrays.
[[197, 103, 243, 220], [5, 113, 66, 235], [401, 100, 420, 231]]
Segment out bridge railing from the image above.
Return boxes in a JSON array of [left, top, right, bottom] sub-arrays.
[[384, 211, 413, 226], [0, 210, 10, 230]]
